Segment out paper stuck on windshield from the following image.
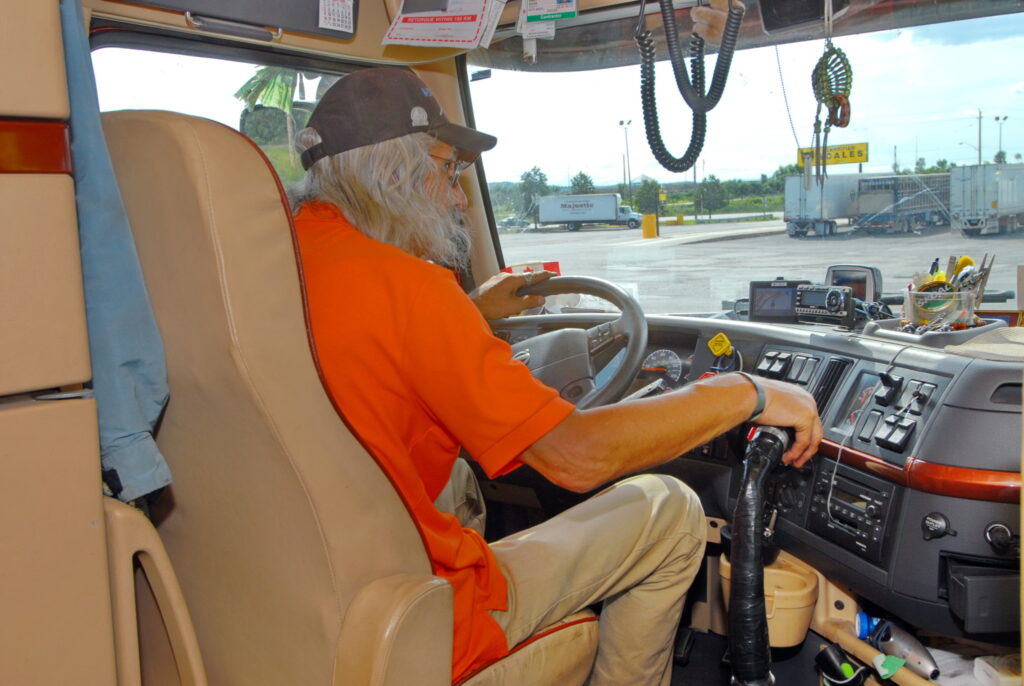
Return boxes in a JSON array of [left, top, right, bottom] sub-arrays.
[[383, 0, 498, 47], [517, 3, 555, 39], [479, 0, 508, 48], [525, 0, 576, 22]]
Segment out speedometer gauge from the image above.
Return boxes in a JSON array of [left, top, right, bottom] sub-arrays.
[[641, 349, 684, 384]]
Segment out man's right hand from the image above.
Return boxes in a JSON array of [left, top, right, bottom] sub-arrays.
[[691, 0, 744, 46], [752, 378, 822, 468]]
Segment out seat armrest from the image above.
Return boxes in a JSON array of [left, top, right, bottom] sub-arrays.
[[335, 574, 454, 686]]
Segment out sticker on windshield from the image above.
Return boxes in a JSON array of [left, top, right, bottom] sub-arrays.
[[525, 0, 576, 23]]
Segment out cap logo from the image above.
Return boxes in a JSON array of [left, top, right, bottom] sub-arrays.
[[410, 106, 429, 128]]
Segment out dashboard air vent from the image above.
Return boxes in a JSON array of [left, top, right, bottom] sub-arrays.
[[812, 357, 851, 415]]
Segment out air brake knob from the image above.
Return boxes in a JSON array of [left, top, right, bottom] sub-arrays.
[[873, 371, 903, 407]]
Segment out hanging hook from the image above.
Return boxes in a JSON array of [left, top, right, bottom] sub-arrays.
[[635, 0, 649, 39]]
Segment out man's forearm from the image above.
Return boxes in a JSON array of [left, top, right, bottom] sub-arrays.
[[522, 373, 758, 492]]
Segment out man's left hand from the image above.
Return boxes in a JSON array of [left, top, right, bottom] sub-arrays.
[[470, 270, 555, 320]]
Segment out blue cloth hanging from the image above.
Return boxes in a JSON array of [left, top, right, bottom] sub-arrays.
[[60, 0, 172, 501]]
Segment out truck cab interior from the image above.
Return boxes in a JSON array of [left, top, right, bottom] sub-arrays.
[[3, 1, 1022, 685]]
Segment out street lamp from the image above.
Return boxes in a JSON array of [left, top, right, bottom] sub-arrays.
[[959, 141, 979, 165], [995, 115, 1008, 161], [619, 120, 632, 204], [976, 109, 983, 165]]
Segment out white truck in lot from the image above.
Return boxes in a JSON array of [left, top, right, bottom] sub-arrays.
[[783, 174, 863, 237], [537, 193, 643, 231], [951, 163, 1024, 236]]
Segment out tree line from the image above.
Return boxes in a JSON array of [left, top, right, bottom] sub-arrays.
[[495, 154, 1024, 222], [495, 163, 807, 221]]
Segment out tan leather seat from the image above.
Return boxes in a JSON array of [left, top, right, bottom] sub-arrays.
[[102, 110, 598, 686]]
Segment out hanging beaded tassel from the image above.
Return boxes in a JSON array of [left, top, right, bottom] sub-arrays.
[[810, 0, 852, 182]]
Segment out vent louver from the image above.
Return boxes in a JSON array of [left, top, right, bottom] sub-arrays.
[[812, 357, 851, 415]]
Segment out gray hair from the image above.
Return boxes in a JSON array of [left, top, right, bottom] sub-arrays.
[[292, 128, 469, 268]]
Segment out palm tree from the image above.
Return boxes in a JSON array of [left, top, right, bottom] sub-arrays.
[[236, 67, 300, 165]]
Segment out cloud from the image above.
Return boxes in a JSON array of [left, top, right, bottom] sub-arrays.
[[1013, 82, 1024, 95]]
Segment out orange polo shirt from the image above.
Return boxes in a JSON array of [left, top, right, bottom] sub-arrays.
[[293, 201, 575, 682]]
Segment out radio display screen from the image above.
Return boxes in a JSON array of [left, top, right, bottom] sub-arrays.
[[833, 488, 869, 511], [800, 289, 828, 308]]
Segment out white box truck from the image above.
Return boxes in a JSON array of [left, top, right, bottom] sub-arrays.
[[537, 193, 643, 231], [951, 164, 1024, 236], [783, 174, 863, 237]]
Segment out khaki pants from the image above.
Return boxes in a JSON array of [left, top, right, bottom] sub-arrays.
[[435, 457, 487, 537], [488, 474, 707, 686]]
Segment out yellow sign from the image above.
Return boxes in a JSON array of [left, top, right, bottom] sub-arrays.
[[659, 191, 667, 201], [707, 332, 733, 357], [797, 143, 869, 167]]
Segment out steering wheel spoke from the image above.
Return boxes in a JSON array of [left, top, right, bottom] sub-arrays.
[[586, 321, 619, 354], [515, 276, 648, 408]]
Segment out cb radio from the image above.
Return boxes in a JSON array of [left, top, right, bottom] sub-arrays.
[[795, 284, 855, 329]]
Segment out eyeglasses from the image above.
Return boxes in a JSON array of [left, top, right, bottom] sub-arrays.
[[430, 154, 472, 188]]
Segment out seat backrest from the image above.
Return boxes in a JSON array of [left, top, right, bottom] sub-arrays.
[[102, 110, 436, 685]]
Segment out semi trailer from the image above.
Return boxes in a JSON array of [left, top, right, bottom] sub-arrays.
[[951, 163, 1024, 236]]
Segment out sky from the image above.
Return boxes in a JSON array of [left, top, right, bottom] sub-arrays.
[[93, 11, 1024, 188], [468, 12, 1024, 185]]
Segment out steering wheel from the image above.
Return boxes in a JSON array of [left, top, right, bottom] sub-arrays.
[[511, 276, 648, 409]]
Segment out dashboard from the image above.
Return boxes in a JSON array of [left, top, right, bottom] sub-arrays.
[[491, 313, 1022, 639]]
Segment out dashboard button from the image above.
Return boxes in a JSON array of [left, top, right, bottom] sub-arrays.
[[874, 415, 899, 447], [756, 351, 777, 375], [876, 417, 916, 452], [769, 352, 792, 378], [898, 380, 922, 410], [787, 356, 807, 381], [911, 383, 936, 415], [797, 357, 818, 384], [858, 410, 883, 442]]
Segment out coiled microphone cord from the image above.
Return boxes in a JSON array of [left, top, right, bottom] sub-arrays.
[[635, 0, 745, 172]]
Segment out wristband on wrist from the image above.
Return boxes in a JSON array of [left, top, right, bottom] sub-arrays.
[[736, 371, 766, 422]]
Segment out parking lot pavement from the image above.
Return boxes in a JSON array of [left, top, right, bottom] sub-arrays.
[[500, 220, 1022, 313], [611, 221, 787, 247]]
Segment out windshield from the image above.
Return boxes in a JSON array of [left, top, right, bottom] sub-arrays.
[[469, 12, 1024, 316]]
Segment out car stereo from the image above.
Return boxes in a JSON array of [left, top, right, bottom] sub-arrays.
[[796, 284, 855, 328], [748, 279, 811, 323], [807, 461, 896, 564]]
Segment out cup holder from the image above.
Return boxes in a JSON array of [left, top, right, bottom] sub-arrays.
[[719, 553, 819, 648]]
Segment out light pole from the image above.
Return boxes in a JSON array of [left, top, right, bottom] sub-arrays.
[[995, 115, 1008, 162], [619, 120, 632, 204], [976, 109, 982, 165], [959, 141, 979, 165]]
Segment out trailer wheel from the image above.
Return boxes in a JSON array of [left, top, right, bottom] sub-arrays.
[[627, 219, 640, 229], [568, 222, 581, 232]]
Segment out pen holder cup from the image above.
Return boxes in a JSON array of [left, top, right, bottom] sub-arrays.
[[903, 286, 979, 327]]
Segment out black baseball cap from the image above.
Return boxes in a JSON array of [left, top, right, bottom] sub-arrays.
[[300, 67, 497, 170]]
